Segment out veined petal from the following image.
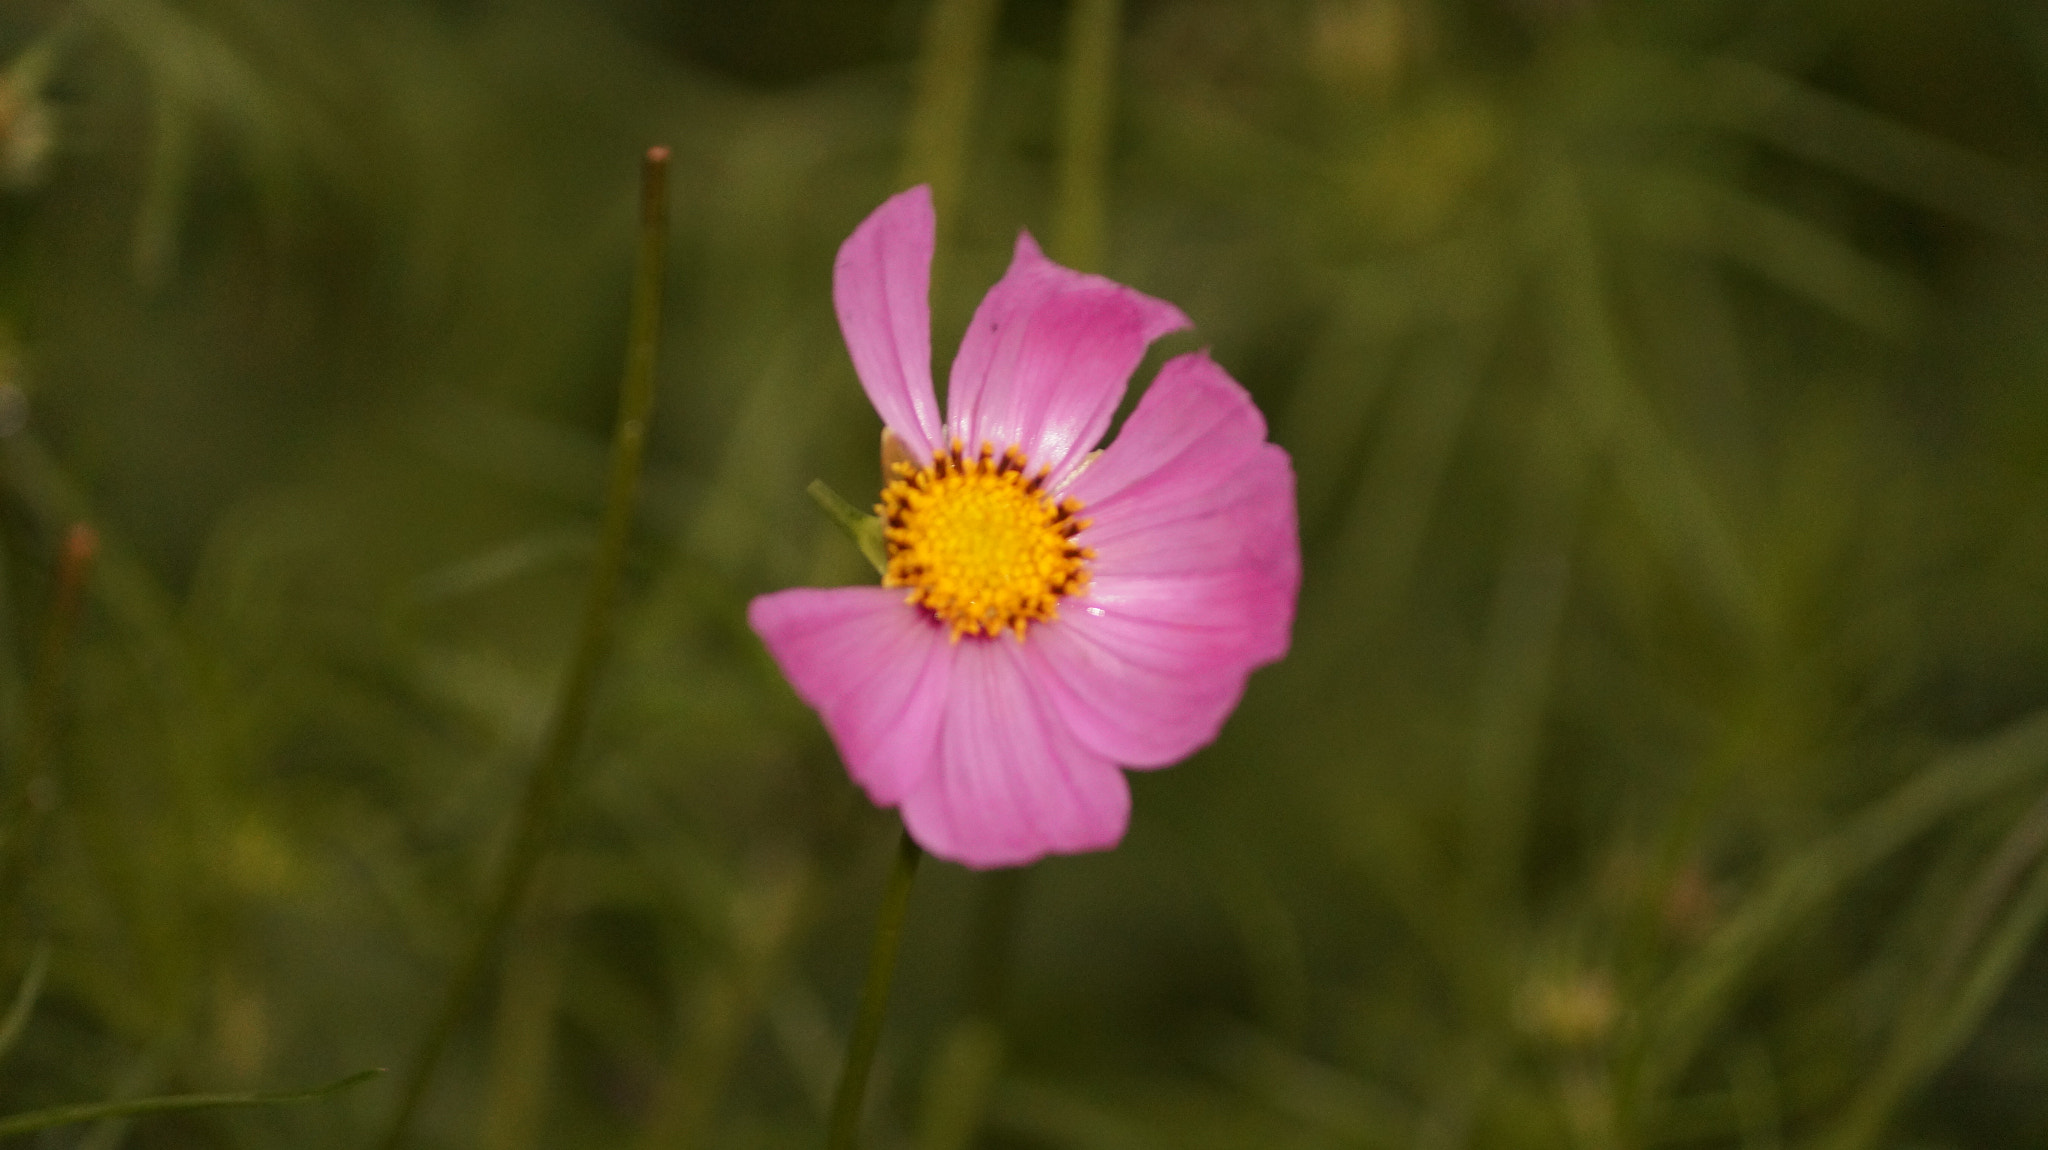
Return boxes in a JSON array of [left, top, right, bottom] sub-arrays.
[[834, 186, 944, 461], [1084, 568, 1296, 666], [1068, 351, 1275, 527], [899, 638, 1131, 868], [747, 587, 951, 804], [1029, 352, 1299, 763], [1084, 438, 1297, 591], [1070, 352, 1299, 625], [945, 233, 1189, 486], [1025, 604, 1252, 767]]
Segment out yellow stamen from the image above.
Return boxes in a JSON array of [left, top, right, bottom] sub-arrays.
[[879, 441, 1092, 641]]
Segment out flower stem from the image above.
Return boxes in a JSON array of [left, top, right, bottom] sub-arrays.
[[376, 145, 671, 1150], [827, 828, 925, 1150]]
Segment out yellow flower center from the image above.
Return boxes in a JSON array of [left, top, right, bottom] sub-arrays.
[[880, 442, 1093, 641]]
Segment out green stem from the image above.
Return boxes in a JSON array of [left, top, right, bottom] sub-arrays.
[[827, 829, 925, 1150], [899, 0, 1002, 291], [1052, 0, 1123, 272], [376, 146, 671, 1150], [899, 0, 1002, 212]]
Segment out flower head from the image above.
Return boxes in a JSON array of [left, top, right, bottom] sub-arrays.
[[748, 186, 1299, 868]]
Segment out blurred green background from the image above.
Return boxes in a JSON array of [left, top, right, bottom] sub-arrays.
[[5, 0, 2048, 1146]]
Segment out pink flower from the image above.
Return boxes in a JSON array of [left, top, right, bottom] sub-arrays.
[[747, 186, 1299, 869]]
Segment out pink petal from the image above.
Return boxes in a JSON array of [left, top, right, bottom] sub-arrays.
[[1072, 351, 1297, 567], [834, 186, 945, 461], [747, 587, 952, 805], [1031, 570, 1285, 767], [898, 638, 1131, 868], [1030, 351, 1300, 764], [945, 233, 1190, 486]]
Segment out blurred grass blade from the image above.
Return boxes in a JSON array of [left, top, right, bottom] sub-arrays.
[[1052, 0, 1122, 271], [634, 857, 812, 1150], [1323, 313, 1498, 640], [990, 1079, 1162, 1150], [0, 435, 181, 669], [918, 1018, 1005, 1150], [1925, 854, 2048, 1084], [1278, 274, 1408, 537], [1460, 398, 1580, 956], [103, 0, 316, 284], [1819, 859, 2048, 1150], [1604, 379, 1760, 638], [1537, 157, 1763, 640], [0, 1068, 381, 1141], [686, 328, 831, 576], [407, 530, 593, 607], [1204, 1025, 1414, 1145], [0, 524, 98, 949], [1634, 707, 2048, 1111], [1819, 787, 2048, 1150], [131, 99, 196, 290], [25, 524, 97, 750], [1703, 58, 2048, 243], [0, 943, 48, 1062], [377, 145, 671, 1150], [916, 867, 1024, 1150], [1632, 169, 1930, 341], [900, 0, 1001, 226]]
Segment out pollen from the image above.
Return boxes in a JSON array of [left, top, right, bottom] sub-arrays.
[[880, 441, 1093, 641]]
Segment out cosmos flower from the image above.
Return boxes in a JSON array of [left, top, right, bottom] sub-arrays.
[[748, 186, 1299, 869]]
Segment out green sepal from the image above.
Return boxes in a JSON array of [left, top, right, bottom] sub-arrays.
[[807, 480, 888, 576]]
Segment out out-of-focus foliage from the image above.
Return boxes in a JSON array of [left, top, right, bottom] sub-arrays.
[[3, 0, 2048, 1147]]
